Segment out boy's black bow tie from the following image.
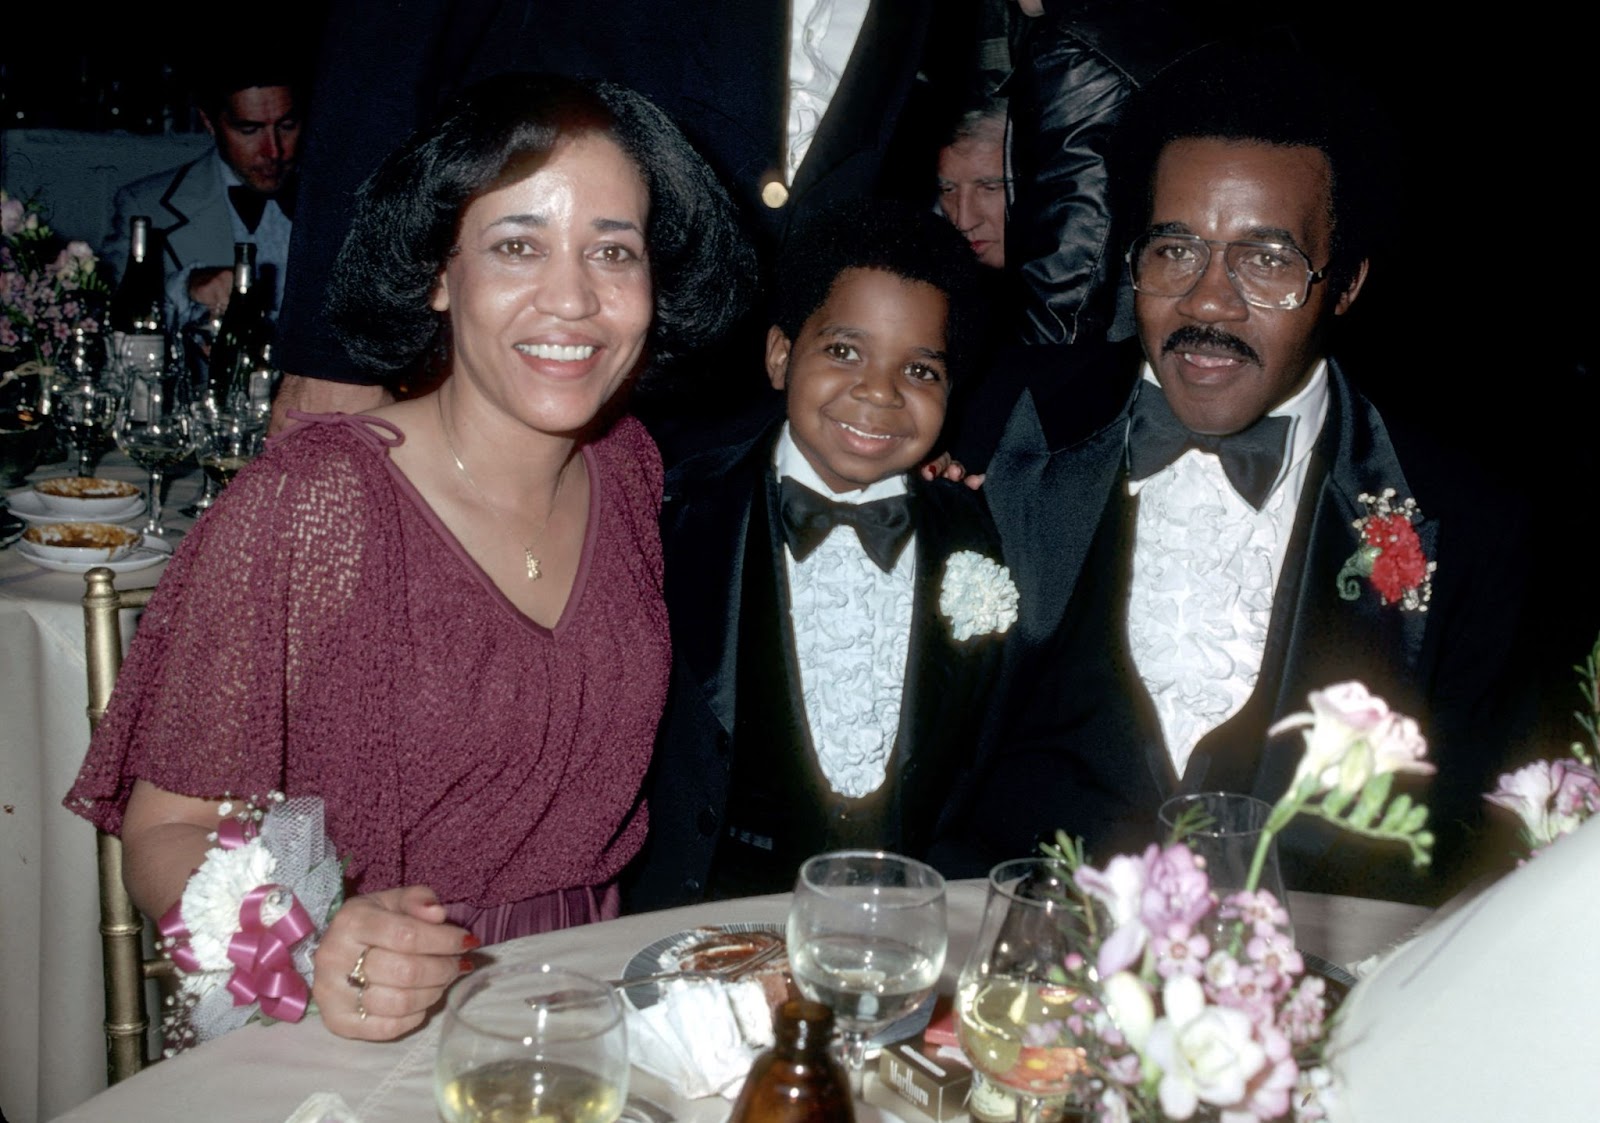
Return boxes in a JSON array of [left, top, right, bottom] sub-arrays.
[[778, 477, 913, 573], [1127, 383, 1291, 511]]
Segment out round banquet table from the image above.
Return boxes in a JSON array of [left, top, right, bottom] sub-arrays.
[[50, 884, 1431, 1123], [1, 453, 196, 1123]]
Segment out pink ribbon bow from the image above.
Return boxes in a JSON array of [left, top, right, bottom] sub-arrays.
[[155, 814, 316, 1023]]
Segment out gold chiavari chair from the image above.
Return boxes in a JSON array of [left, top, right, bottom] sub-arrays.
[[83, 566, 173, 1084]]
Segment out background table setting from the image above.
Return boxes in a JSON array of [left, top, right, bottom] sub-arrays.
[[0, 448, 202, 1122], [48, 883, 1429, 1123]]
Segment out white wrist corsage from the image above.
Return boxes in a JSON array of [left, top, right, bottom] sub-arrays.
[[156, 794, 344, 1054], [939, 550, 1019, 641]]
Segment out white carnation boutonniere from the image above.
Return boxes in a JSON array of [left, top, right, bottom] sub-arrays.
[[939, 550, 1019, 641]]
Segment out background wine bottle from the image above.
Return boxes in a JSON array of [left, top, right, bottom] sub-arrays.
[[110, 216, 167, 406], [728, 1000, 856, 1123], [207, 242, 269, 412]]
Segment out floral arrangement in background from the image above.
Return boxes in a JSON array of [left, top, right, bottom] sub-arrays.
[[1486, 635, 1600, 857], [0, 189, 108, 369], [1034, 682, 1436, 1122]]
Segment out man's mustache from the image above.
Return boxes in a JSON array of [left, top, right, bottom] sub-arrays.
[[1161, 325, 1262, 367]]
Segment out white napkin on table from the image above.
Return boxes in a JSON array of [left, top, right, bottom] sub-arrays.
[[625, 978, 775, 1099]]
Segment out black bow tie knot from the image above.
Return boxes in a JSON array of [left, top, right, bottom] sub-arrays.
[[1127, 383, 1291, 510], [778, 477, 914, 573], [228, 182, 297, 234]]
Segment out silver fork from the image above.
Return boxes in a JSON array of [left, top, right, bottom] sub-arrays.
[[609, 939, 784, 989]]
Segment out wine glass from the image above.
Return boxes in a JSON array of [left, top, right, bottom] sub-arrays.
[[56, 377, 119, 477], [193, 409, 265, 495], [956, 858, 1095, 1123], [1160, 792, 1293, 944], [435, 964, 629, 1123], [113, 375, 193, 536], [786, 850, 947, 1094]]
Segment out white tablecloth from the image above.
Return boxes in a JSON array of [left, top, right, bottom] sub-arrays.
[[1, 454, 196, 1123], [51, 885, 1431, 1123]]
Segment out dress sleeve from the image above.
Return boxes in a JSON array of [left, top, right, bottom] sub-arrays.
[[63, 424, 397, 837]]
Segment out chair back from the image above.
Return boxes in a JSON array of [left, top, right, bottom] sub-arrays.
[[83, 566, 172, 1084]]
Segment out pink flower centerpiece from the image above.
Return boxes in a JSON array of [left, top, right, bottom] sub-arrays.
[[0, 189, 108, 370], [1033, 683, 1437, 1121]]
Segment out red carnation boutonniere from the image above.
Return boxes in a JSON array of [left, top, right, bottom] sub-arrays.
[[1337, 488, 1435, 612]]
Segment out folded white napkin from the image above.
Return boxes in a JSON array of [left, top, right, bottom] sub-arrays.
[[626, 978, 776, 1099]]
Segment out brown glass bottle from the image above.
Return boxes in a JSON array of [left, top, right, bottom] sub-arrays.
[[728, 1000, 856, 1123]]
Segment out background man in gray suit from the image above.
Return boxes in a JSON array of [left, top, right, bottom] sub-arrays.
[[104, 63, 305, 324]]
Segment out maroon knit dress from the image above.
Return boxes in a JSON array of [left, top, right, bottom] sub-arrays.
[[65, 412, 669, 941]]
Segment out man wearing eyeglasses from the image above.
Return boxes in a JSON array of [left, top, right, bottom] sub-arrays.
[[947, 49, 1529, 903]]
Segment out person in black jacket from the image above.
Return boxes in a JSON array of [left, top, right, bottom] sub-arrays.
[[624, 205, 1012, 910]]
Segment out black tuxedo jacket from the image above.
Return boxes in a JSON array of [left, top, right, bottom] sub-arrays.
[[621, 426, 1007, 912], [971, 350, 1530, 901]]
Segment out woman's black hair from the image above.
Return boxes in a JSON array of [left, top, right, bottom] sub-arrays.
[[772, 202, 986, 384], [328, 73, 755, 387]]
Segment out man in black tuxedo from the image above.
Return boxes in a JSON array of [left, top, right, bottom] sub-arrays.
[[624, 206, 1010, 911], [969, 52, 1529, 902]]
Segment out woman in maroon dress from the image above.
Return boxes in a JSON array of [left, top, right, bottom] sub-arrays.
[[66, 75, 753, 1041]]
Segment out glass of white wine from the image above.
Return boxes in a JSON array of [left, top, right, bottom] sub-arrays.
[[786, 850, 947, 1095], [194, 410, 265, 494], [435, 963, 629, 1123], [956, 858, 1095, 1123]]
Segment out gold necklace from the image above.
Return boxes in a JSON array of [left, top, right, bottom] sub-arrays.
[[436, 395, 565, 580]]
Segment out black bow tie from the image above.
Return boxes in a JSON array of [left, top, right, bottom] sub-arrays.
[[778, 476, 914, 573], [1126, 383, 1291, 510], [228, 182, 296, 234]]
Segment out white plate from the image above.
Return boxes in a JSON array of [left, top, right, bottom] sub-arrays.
[[15, 533, 173, 574], [621, 923, 784, 1011], [6, 487, 145, 525]]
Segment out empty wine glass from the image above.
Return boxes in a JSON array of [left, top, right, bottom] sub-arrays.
[[114, 374, 193, 536], [56, 377, 119, 477], [786, 851, 947, 1096], [956, 858, 1096, 1123], [435, 964, 629, 1123]]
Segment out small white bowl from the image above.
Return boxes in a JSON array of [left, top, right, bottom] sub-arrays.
[[21, 521, 142, 563], [32, 476, 143, 518]]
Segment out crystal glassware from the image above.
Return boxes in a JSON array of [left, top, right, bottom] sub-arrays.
[[113, 374, 193, 536], [435, 964, 629, 1123], [56, 377, 119, 477], [786, 850, 947, 1095], [1160, 791, 1293, 942], [956, 858, 1095, 1123], [193, 409, 264, 494]]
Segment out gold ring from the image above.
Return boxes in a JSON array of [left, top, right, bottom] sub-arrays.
[[346, 947, 370, 989], [355, 983, 368, 1021]]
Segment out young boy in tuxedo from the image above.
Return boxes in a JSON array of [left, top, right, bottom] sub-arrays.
[[624, 204, 1012, 909]]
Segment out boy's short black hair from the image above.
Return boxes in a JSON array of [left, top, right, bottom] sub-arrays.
[[772, 202, 985, 381]]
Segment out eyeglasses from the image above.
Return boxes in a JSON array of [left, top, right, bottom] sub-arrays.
[[1126, 232, 1327, 311]]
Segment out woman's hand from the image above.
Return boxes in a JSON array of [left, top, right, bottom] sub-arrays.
[[313, 885, 475, 1041], [919, 452, 985, 490]]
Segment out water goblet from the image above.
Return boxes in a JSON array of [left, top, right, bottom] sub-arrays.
[[56, 377, 119, 477], [436, 963, 629, 1123], [786, 850, 947, 1096], [956, 858, 1096, 1123], [114, 376, 194, 536]]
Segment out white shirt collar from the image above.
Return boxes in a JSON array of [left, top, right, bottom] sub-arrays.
[[1130, 358, 1329, 503], [774, 422, 909, 505]]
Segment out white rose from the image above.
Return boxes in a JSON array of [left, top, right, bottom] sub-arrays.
[[1145, 975, 1266, 1120]]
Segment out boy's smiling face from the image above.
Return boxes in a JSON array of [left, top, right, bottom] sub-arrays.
[[766, 267, 951, 494]]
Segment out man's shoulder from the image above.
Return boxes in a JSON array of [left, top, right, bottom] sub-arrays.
[[114, 154, 215, 209]]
